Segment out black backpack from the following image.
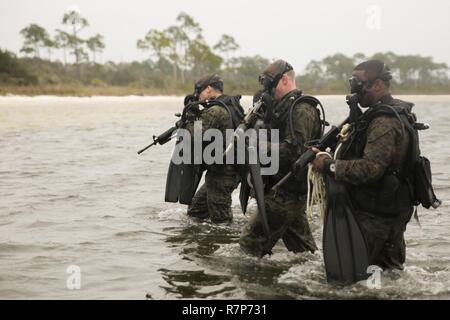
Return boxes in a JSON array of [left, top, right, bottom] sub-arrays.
[[414, 155, 441, 209], [212, 95, 245, 130], [368, 103, 441, 210]]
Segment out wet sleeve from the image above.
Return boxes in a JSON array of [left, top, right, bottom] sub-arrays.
[[334, 116, 403, 185]]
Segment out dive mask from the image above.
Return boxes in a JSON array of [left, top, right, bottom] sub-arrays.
[[259, 61, 293, 94], [194, 74, 224, 97], [349, 62, 392, 94], [348, 76, 374, 94]]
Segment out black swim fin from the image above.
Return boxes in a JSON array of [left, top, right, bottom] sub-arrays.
[[165, 161, 181, 203], [239, 173, 251, 214], [164, 137, 203, 205], [248, 162, 271, 236], [165, 161, 203, 205], [323, 177, 370, 284]]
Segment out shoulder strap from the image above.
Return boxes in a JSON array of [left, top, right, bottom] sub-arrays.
[[288, 95, 325, 146], [206, 95, 245, 129], [226, 95, 246, 128], [364, 103, 420, 175]]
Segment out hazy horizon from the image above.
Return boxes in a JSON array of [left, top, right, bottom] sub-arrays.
[[1, 0, 450, 71]]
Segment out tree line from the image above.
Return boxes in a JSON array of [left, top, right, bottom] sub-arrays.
[[298, 52, 450, 93], [20, 9, 105, 65], [1, 11, 449, 95]]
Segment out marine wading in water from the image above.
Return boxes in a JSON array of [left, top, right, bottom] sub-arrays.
[[237, 60, 327, 257], [308, 59, 441, 283], [139, 74, 245, 223], [138, 59, 441, 285]]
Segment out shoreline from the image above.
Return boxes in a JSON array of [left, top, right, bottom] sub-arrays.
[[1, 95, 450, 106], [1, 93, 450, 99], [1, 85, 450, 98], [2, 93, 450, 99]]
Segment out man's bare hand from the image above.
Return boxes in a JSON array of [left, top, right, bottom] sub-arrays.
[[311, 147, 331, 172]]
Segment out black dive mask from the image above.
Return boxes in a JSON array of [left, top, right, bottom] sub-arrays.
[[349, 76, 374, 95], [259, 61, 293, 95], [194, 75, 224, 98], [349, 62, 392, 96], [194, 82, 205, 98]]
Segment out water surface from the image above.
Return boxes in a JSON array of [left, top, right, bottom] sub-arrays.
[[0, 95, 449, 299]]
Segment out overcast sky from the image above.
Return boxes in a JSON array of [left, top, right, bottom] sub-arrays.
[[1, 0, 449, 72]]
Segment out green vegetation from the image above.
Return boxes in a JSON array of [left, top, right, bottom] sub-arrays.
[[1, 11, 449, 96], [298, 52, 450, 94]]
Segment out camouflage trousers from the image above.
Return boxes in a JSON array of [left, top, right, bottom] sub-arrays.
[[187, 170, 240, 223], [355, 207, 413, 270], [239, 189, 317, 257]]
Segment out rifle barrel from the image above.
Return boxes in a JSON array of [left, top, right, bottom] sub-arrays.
[[137, 141, 156, 155]]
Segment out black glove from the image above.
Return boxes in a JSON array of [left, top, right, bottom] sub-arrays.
[[184, 94, 197, 107], [261, 92, 274, 110], [175, 119, 185, 128], [261, 92, 274, 126], [253, 90, 264, 104], [182, 103, 200, 123]]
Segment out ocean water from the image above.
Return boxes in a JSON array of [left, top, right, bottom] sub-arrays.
[[0, 95, 448, 299]]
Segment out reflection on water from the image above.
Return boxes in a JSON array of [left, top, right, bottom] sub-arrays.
[[0, 96, 449, 299], [158, 269, 234, 299], [160, 218, 302, 299]]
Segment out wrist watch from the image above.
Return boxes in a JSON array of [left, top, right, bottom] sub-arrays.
[[329, 162, 336, 173], [324, 159, 336, 175]]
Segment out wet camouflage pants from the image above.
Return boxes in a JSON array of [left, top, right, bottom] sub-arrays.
[[239, 190, 317, 257], [187, 171, 240, 223], [355, 208, 413, 270]]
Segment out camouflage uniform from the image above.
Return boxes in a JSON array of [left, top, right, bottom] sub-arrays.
[[185, 97, 240, 223], [334, 94, 414, 269], [239, 89, 321, 256]]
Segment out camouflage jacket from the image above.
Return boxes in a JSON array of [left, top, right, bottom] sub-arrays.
[[266, 89, 322, 194], [334, 95, 414, 215], [185, 95, 235, 175], [335, 95, 410, 185]]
